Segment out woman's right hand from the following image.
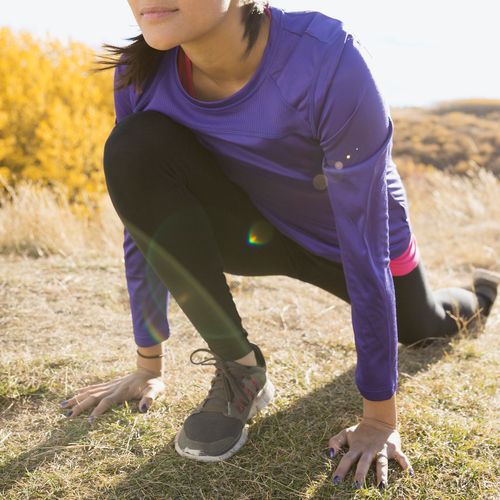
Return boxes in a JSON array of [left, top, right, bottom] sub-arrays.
[[59, 368, 166, 423]]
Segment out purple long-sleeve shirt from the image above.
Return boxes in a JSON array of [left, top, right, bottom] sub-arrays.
[[113, 6, 413, 401]]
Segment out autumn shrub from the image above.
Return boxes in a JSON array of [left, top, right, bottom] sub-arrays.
[[0, 27, 115, 212]]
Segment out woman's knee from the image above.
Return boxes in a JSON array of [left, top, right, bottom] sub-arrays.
[[396, 301, 470, 347], [103, 110, 191, 183]]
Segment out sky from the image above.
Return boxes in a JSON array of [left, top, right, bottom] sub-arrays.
[[2, 0, 499, 108]]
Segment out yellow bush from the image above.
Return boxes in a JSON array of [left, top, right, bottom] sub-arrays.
[[0, 27, 115, 213]]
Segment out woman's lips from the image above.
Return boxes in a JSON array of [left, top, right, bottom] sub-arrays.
[[141, 8, 179, 20]]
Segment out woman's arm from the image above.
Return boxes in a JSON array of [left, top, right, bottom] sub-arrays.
[[57, 66, 172, 423], [113, 65, 171, 349], [310, 30, 413, 488], [124, 226, 171, 348], [312, 33, 398, 404]]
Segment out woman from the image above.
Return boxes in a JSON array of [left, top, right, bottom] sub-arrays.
[[60, 0, 498, 490]]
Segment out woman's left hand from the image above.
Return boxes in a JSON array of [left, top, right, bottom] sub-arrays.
[[328, 418, 414, 490]]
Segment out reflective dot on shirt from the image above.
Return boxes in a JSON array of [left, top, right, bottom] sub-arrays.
[[334, 161, 344, 170], [346, 154, 351, 160], [248, 220, 274, 246], [313, 174, 328, 190]]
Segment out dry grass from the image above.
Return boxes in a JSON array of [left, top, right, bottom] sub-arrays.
[[392, 102, 500, 176], [0, 178, 122, 259], [0, 168, 499, 499]]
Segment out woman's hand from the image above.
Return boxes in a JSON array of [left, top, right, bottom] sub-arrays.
[[328, 417, 414, 490], [59, 368, 166, 423]]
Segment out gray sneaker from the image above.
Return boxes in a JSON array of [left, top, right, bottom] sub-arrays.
[[174, 343, 275, 462], [472, 268, 500, 318]]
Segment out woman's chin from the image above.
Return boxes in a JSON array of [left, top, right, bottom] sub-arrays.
[[142, 35, 179, 52]]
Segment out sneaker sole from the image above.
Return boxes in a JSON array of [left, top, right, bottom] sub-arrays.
[[174, 378, 276, 463]]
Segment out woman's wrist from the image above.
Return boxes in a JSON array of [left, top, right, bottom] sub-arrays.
[[136, 343, 165, 377], [362, 394, 398, 428], [358, 415, 398, 432]]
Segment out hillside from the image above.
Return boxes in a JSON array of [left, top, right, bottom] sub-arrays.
[[392, 99, 500, 177]]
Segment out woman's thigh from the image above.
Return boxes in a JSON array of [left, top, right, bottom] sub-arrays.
[[201, 184, 301, 279], [125, 111, 305, 279]]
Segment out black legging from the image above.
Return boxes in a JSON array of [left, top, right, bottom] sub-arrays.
[[103, 110, 484, 360]]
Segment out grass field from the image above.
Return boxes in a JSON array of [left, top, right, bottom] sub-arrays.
[[0, 166, 499, 499]]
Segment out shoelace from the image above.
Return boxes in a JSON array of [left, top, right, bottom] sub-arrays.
[[190, 348, 255, 417]]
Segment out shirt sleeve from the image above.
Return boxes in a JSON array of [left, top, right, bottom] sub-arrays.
[[311, 33, 398, 401], [113, 65, 171, 347]]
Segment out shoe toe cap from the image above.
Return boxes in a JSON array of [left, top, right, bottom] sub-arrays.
[[176, 413, 243, 458]]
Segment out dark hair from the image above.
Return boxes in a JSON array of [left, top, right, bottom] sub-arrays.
[[94, 1, 269, 94]]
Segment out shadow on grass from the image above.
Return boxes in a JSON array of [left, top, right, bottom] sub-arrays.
[[96, 338, 456, 499], [0, 362, 130, 495], [0, 404, 93, 493]]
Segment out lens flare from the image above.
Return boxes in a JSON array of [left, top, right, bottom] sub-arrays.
[[313, 173, 328, 190], [247, 220, 274, 246], [143, 315, 171, 344], [123, 217, 247, 347]]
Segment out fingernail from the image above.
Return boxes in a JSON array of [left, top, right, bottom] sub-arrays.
[[378, 481, 387, 490], [60, 400, 68, 408], [408, 467, 415, 477], [88, 416, 95, 425], [140, 404, 149, 413], [353, 480, 362, 489], [328, 447, 336, 459], [66, 410, 73, 417], [332, 475, 341, 485]]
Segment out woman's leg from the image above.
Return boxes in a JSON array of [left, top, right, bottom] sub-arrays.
[[291, 244, 494, 347], [392, 259, 494, 346], [104, 110, 312, 461], [103, 110, 300, 361]]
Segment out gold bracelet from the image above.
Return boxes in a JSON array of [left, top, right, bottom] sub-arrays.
[[357, 415, 398, 432], [136, 349, 166, 359]]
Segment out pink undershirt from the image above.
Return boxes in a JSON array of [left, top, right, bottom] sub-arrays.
[[176, 6, 419, 277]]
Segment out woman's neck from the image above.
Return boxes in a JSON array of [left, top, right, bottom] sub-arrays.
[[180, 3, 271, 99]]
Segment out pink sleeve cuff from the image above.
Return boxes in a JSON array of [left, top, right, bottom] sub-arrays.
[[389, 233, 420, 277]]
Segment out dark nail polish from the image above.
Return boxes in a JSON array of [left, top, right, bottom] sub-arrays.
[[140, 404, 148, 413], [353, 480, 362, 489], [408, 467, 415, 477], [378, 481, 387, 490], [60, 400, 68, 408], [332, 475, 341, 485], [328, 447, 336, 459], [66, 410, 73, 417]]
